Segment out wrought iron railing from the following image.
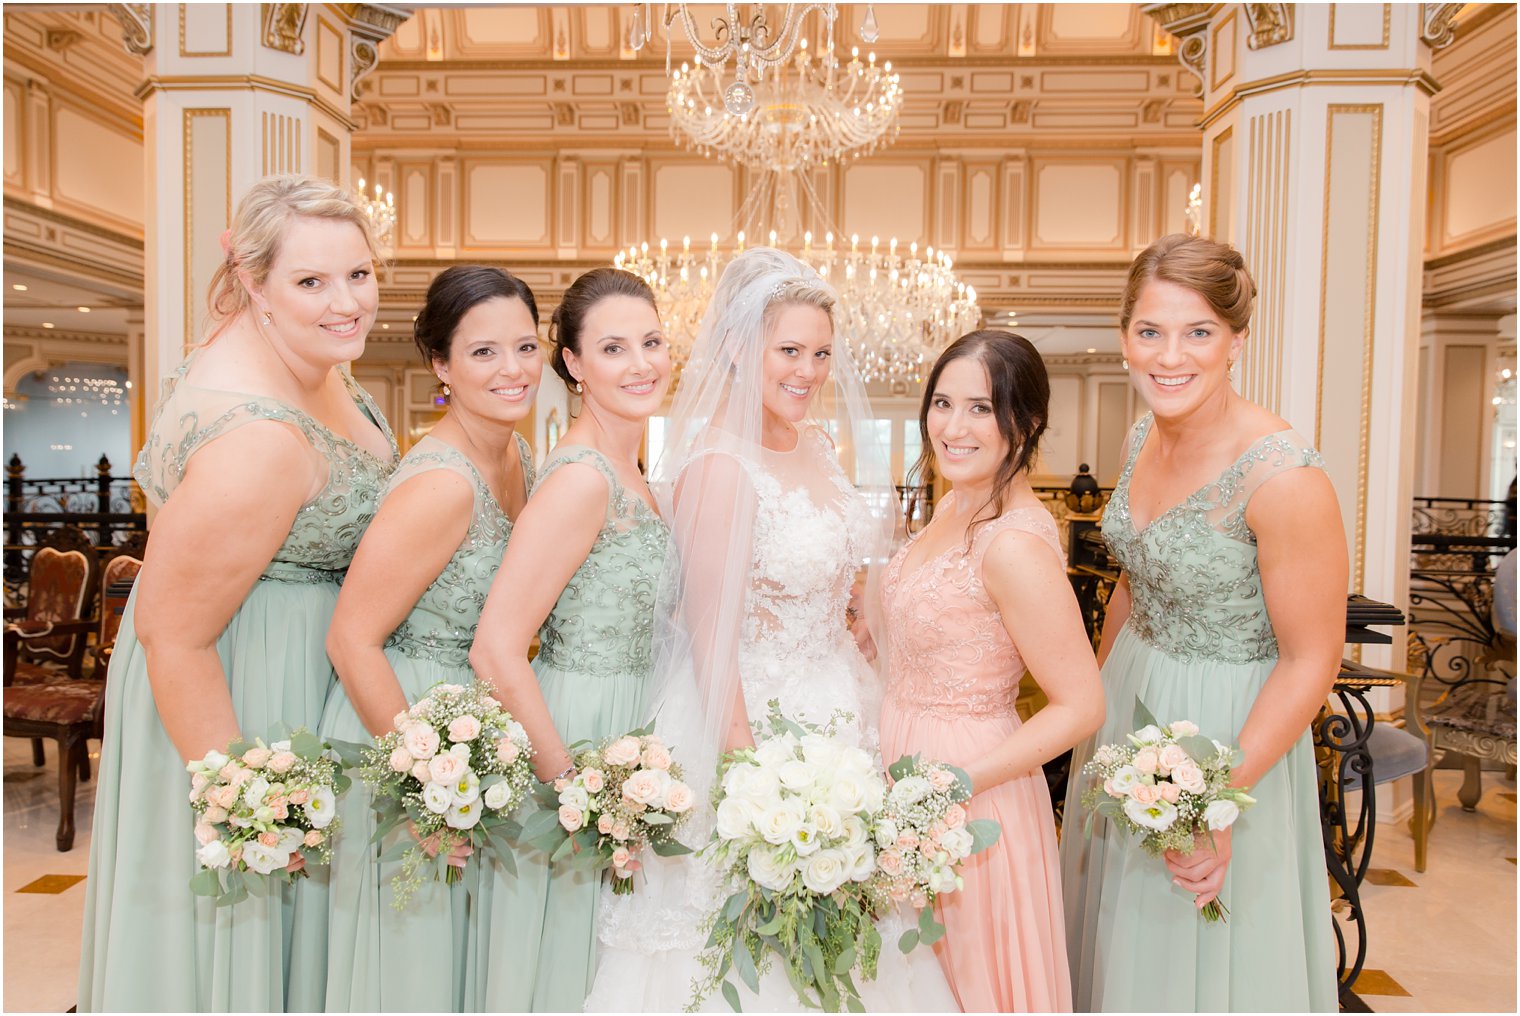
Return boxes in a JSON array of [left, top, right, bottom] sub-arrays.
[[3, 453, 147, 600]]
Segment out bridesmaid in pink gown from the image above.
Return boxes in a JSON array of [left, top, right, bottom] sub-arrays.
[[879, 330, 1105, 1013]]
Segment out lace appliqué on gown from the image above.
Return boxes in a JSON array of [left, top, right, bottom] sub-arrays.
[[1101, 413, 1326, 664]]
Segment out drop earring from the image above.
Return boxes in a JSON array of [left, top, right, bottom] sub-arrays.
[[442, 383, 451, 397], [1228, 360, 1237, 382], [262, 310, 273, 326], [1122, 358, 1130, 371]]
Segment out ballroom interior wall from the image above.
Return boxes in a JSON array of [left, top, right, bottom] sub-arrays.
[[1, 3, 1515, 498]]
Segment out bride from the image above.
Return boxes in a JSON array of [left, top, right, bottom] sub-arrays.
[[584, 248, 958, 1012]]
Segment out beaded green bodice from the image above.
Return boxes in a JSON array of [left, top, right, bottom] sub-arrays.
[[1099, 413, 1325, 664]]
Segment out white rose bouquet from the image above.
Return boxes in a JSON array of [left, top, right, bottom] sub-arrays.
[[872, 755, 1001, 953], [691, 703, 887, 1014], [1079, 697, 1256, 922], [332, 680, 534, 909], [521, 724, 695, 895], [186, 726, 347, 906]]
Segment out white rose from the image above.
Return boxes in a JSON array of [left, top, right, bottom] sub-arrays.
[[800, 848, 849, 895], [196, 838, 231, 869], [757, 797, 807, 846], [845, 843, 876, 882], [725, 764, 780, 805], [482, 781, 513, 811], [926, 864, 958, 895], [888, 775, 932, 807], [777, 759, 818, 792], [423, 782, 453, 814], [939, 827, 975, 861], [450, 770, 481, 806], [1129, 724, 1164, 746], [829, 773, 870, 815], [559, 785, 591, 812], [840, 815, 869, 850], [445, 800, 482, 830], [874, 818, 900, 849], [303, 786, 337, 829], [809, 804, 845, 841], [746, 844, 796, 893], [715, 797, 758, 841], [241, 841, 286, 875], [1203, 799, 1241, 831], [1122, 795, 1179, 832], [1169, 720, 1200, 737], [241, 776, 271, 811], [402, 724, 440, 761], [753, 738, 795, 768], [798, 735, 843, 773]]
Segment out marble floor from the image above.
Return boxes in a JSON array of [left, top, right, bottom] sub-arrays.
[[2, 735, 1516, 1013]]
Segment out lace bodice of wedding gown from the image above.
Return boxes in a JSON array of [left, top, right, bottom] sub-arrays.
[[883, 495, 1064, 720], [732, 425, 879, 737]]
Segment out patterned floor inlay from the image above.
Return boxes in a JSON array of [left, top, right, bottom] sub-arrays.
[[1352, 969, 1412, 997], [16, 874, 85, 894], [1365, 868, 1418, 887]]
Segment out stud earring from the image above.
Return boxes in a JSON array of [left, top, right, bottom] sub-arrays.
[[441, 383, 451, 397], [574, 381, 583, 394]]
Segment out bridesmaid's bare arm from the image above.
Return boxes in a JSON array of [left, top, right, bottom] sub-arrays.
[[1094, 576, 1132, 668], [470, 462, 605, 782], [133, 422, 321, 762], [327, 470, 473, 737], [962, 529, 1106, 795]]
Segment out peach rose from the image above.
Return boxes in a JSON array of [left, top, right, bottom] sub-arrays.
[[193, 822, 219, 846], [448, 715, 482, 743], [258, 831, 280, 848], [663, 781, 694, 814], [428, 752, 466, 785], [218, 763, 241, 782], [896, 831, 920, 850], [1157, 781, 1182, 803], [202, 805, 228, 824], [558, 805, 584, 833], [611, 846, 632, 868], [611, 820, 631, 842], [1157, 744, 1190, 775], [604, 737, 641, 767], [929, 767, 956, 792], [266, 751, 298, 775], [210, 785, 239, 810], [303, 829, 324, 848], [288, 789, 310, 805], [1133, 747, 1160, 776], [878, 849, 905, 875], [1171, 762, 1206, 794], [944, 804, 967, 830], [411, 760, 432, 784], [1169, 720, 1200, 737], [581, 769, 605, 794], [598, 813, 615, 834], [495, 738, 520, 766], [1129, 782, 1160, 805], [640, 743, 673, 771], [242, 747, 273, 769], [389, 746, 414, 773]]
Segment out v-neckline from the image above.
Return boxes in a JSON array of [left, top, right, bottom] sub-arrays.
[[1123, 421, 1292, 537], [418, 433, 529, 527]]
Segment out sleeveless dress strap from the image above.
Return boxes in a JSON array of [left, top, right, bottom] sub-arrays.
[[1207, 429, 1326, 543], [514, 431, 536, 493], [537, 444, 625, 524], [969, 505, 1064, 570]]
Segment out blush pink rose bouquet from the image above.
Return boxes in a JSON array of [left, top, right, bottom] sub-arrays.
[[1080, 697, 1256, 922], [521, 724, 694, 895], [331, 680, 534, 909], [872, 755, 1001, 953], [186, 725, 347, 905]]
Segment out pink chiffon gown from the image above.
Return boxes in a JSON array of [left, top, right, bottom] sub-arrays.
[[878, 496, 1074, 1013]]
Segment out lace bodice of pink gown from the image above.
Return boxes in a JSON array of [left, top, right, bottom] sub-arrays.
[[879, 493, 1074, 1013]]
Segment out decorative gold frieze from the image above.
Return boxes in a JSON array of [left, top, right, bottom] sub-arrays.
[[1243, 3, 1293, 50], [262, 4, 309, 56]]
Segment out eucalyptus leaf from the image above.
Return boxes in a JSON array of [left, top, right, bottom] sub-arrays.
[[886, 753, 918, 782], [832, 945, 856, 976], [641, 811, 674, 826], [1178, 734, 1220, 765], [967, 818, 1002, 853], [651, 838, 693, 857], [734, 940, 760, 993], [721, 979, 742, 1013], [325, 737, 370, 767], [898, 928, 920, 954], [722, 890, 748, 923], [290, 729, 324, 758], [919, 916, 945, 946], [1131, 696, 1161, 731], [189, 868, 223, 897]]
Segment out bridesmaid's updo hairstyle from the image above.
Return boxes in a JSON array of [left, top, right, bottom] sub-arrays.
[[207, 175, 382, 333], [910, 329, 1050, 534], [413, 266, 540, 371], [549, 268, 657, 386], [1120, 233, 1257, 335]]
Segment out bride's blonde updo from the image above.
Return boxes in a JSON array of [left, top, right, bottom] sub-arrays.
[[206, 175, 382, 329], [1119, 233, 1256, 335]]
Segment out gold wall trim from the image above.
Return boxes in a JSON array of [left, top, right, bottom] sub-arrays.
[[178, 3, 234, 59], [1199, 67, 1439, 128], [1328, 4, 1392, 51], [136, 74, 355, 132], [182, 107, 231, 349]]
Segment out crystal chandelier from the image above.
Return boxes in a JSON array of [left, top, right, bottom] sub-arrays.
[[615, 207, 980, 385], [355, 176, 396, 252], [668, 40, 901, 171]]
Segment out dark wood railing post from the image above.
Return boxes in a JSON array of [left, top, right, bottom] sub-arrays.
[[6, 454, 25, 586], [95, 454, 113, 545]]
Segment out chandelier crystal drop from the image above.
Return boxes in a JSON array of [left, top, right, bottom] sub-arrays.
[[615, 226, 980, 386], [355, 177, 396, 251], [668, 40, 902, 171]]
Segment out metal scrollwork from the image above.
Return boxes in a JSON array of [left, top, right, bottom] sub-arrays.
[[1315, 681, 1379, 1000], [107, 3, 154, 56]]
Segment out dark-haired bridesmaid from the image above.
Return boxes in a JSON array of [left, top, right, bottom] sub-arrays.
[[467, 268, 673, 1011], [314, 265, 543, 1011], [879, 329, 1105, 1012]]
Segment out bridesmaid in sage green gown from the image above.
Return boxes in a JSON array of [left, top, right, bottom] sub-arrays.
[[467, 268, 672, 1011], [1059, 234, 1347, 1012], [317, 266, 543, 1012], [77, 177, 396, 1013]]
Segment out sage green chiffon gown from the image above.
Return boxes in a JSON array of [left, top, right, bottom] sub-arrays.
[[77, 360, 396, 1013], [1059, 413, 1339, 1012], [318, 433, 533, 1012], [465, 445, 670, 1012]]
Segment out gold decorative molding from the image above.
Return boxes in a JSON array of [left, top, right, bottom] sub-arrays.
[[106, 3, 153, 56], [1328, 4, 1392, 51], [1243, 3, 1293, 50], [133, 74, 357, 133], [338, 4, 412, 102], [1421, 3, 1464, 50], [179, 4, 232, 58], [1198, 67, 1440, 129], [262, 3, 309, 56], [1142, 3, 1218, 98]]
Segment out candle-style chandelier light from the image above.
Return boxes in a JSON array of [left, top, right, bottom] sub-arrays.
[[355, 176, 396, 251]]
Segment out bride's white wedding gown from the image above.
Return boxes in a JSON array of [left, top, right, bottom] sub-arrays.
[[584, 427, 958, 1013]]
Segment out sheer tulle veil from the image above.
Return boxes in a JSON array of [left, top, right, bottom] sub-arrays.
[[589, 248, 896, 971]]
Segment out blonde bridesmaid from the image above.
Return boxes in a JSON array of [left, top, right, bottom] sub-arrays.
[[879, 329, 1105, 1012]]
